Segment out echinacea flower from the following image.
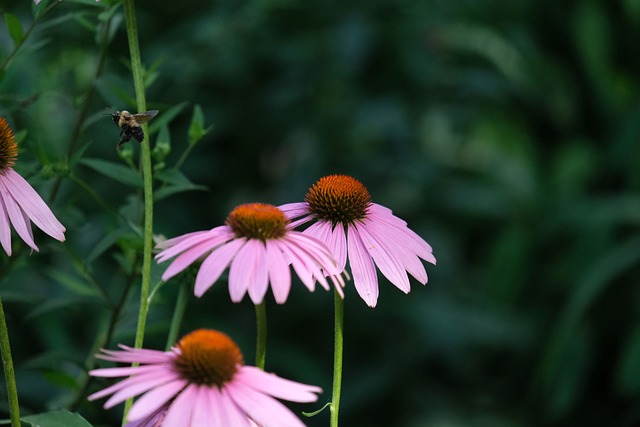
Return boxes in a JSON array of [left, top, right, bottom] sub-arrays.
[[89, 329, 322, 427], [280, 174, 436, 308], [0, 116, 65, 255], [155, 203, 345, 304]]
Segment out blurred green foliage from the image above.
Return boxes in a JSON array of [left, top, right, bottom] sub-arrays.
[[1, 0, 640, 426]]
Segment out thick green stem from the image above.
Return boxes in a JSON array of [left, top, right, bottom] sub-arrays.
[[121, 0, 154, 421], [330, 290, 344, 427], [255, 302, 267, 369], [0, 298, 20, 427]]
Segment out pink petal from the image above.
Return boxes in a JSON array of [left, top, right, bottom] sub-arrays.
[[218, 387, 252, 427], [244, 240, 269, 304], [0, 195, 12, 255], [364, 220, 429, 284], [278, 202, 309, 219], [126, 380, 187, 421], [96, 347, 174, 364], [226, 381, 306, 427], [101, 373, 181, 409], [274, 240, 316, 292], [354, 222, 411, 293], [0, 181, 37, 251], [161, 238, 220, 281], [189, 386, 213, 427], [194, 238, 245, 297], [235, 366, 321, 403], [347, 225, 379, 307], [162, 383, 197, 426], [2, 169, 65, 241], [264, 240, 291, 304], [305, 221, 347, 270], [156, 227, 231, 263], [228, 240, 262, 303], [88, 364, 171, 378]]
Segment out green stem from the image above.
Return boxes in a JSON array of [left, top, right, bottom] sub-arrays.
[[0, 297, 20, 427], [165, 283, 188, 351], [121, 0, 154, 422], [330, 290, 344, 427], [255, 302, 267, 369]]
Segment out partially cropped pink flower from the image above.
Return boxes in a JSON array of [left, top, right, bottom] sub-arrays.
[[90, 329, 322, 427], [0, 116, 65, 255], [280, 174, 436, 308], [155, 203, 345, 304]]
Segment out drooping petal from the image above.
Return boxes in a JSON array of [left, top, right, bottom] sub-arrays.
[[88, 364, 172, 378], [96, 347, 174, 364], [0, 181, 37, 251], [364, 219, 429, 284], [194, 238, 245, 297], [305, 220, 347, 270], [245, 240, 269, 304], [155, 227, 231, 263], [161, 238, 221, 281], [347, 225, 379, 307], [278, 202, 310, 219], [235, 366, 321, 402], [162, 383, 198, 426], [228, 240, 262, 303], [264, 240, 291, 304], [190, 385, 213, 427], [103, 375, 184, 410], [354, 221, 411, 293], [218, 387, 252, 427], [272, 239, 314, 291], [368, 203, 435, 261], [126, 380, 187, 421], [226, 381, 306, 427], [2, 169, 65, 241], [0, 194, 13, 255]]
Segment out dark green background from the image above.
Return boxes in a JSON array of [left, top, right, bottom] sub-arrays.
[[1, 0, 640, 425]]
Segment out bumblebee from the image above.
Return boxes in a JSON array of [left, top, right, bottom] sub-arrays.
[[111, 110, 159, 149]]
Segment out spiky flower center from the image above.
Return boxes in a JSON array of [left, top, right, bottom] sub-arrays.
[[305, 175, 372, 226], [173, 329, 244, 387], [0, 117, 18, 173], [226, 203, 288, 240]]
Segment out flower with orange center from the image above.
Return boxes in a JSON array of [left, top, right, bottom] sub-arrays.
[[280, 174, 436, 307], [0, 116, 65, 255], [155, 203, 344, 304], [89, 329, 321, 427]]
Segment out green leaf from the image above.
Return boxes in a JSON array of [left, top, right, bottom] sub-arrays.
[[148, 101, 189, 135], [4, 13, 24, 46], [80, 158, 142, 187], [19, 410, 93, 427], [188, 104, 213, 146], [154, 168, 208, 201]]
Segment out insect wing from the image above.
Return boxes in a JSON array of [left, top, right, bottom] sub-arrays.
[[131, 110, 159, 125]]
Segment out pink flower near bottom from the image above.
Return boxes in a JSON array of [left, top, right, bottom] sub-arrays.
[[90, 329, 321, 427]]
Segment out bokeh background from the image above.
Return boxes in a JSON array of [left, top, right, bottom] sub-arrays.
[[1, 0, 640, 425]]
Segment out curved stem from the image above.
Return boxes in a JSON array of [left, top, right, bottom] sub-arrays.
[[254, 302, 267, 369], [121, 0, 154, 422], [0, 297, 20, 427], [330, 290, 344, 427]]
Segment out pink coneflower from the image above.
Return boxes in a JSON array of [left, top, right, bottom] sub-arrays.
[[89, 329, 322, 427], [155, 203, 345, 304], [0, 116, 65, 255], [280, 174, 436, 308]]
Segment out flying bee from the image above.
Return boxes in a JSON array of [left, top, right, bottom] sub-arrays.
[[111, 110, 159, 150]]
